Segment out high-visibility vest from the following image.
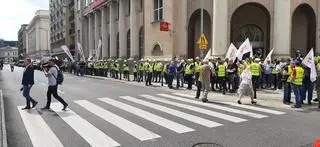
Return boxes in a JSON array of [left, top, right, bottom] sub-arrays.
[[194, 62, 201, 73], [238, 66, 244, 75], [133, 64, 137, 72], [185, 64, 193, 75], [287, 66, 293, 83], [293, 66, 304, 86], [251, 63, 260, 76], [104, 62, 108, 68], [123, 64, 129, 71], [163, 63, 168, 73], [139, 63, 144, 71], [272, 67, 277, 74], [217, 65, 226, 77], [317, 63, 320, 70], [156, 63, 162, 72], [115, 63, 120, 71]]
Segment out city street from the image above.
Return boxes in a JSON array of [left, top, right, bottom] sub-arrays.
[[1, 65, 320, 147]]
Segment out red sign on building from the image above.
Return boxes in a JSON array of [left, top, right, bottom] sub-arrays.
[[92, 0, 106, 9], [160, 22, 170, 32]]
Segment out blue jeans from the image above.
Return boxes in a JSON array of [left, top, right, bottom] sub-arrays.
[[22, 85, 36, 107], [301, 79, 314, 101], [283, 82, 291, 103], [291, 84, 302, 106]]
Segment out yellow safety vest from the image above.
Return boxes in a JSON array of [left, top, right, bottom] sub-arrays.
[[115, 63, 120, 71], [217, 65, 226, 77], [133, 65, 137, 72], [287, 66, 293, 83], [238, 66, 244, 75], [272, 67, 277, 74], [251, 63, 260, 76], [123, 64, 129, 71], [163, 63, 168, 73], [194, 62, 201, 73], [139, 63, 144, 71], [293, 66, 304, 86], [185, 64, 193, 75]]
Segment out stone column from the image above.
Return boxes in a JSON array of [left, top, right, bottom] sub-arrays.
[[109, 1, 117, 58], [212, 0, 228, 57], [178, 0, 187, 57], [119, 0, 126, 58], [101, 6, 109, 59], [130, 0, 139, 59], [88, 13, 94, 57], [82, 16, 89, 58], [94, 11, 101, 59], [273, 0, 291, 58]]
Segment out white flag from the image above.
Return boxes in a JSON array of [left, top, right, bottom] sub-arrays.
[[263, 49, 274, 64], [225, 43, 238, 62], [237, 38, 251, 60], [249, 43, 253, 57], [203, 48, 212, 61], [61, 45, 75, 62], [96, 39, 102, 60], [77, 42, 86, 61], [302, 48, 317, 82]]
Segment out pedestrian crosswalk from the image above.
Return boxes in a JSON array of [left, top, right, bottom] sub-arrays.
[[17, 93, 286, 147]]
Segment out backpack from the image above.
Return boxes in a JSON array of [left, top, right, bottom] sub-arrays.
[[53, 66, 64, 85]]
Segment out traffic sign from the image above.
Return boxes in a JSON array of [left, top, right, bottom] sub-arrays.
[[197, 33, 208, 50]]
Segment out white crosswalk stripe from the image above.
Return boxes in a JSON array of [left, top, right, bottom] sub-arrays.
[[17, 93, 286, 147], [75, 100, 161, 141], [50, 103, 120, 147], [169, 93, 268, 118], [119, 96, 223, 128], [98, 98, 194, 133], [141, 95, 247, 123], [17, 106, 64, 147]]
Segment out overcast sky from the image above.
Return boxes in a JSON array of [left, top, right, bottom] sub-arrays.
[[0, 0, 49, 41]]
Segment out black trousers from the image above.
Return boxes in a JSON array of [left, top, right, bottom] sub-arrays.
[[146, 72, 152, 86], [218, 77, 226, 94], [168, 73, 174, 88], [252, 76, 260, 98], [196, 81, 202, 98], [272, 74, 277, 90], [185, 74, 193, 89], [46, 85, 67, 108], [133, 72, 137, 81], [195, 72, 200, 85]]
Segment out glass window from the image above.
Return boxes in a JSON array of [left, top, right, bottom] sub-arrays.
[[153, 0, 163, 21]]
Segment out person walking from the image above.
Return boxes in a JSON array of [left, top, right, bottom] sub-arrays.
[[251, 58, 261, 99], [199, 60, 211, 102], [42, 58, 68, 110], [237, 66, 257, 105], [167, 61, 176, 89], [217, 60, 227, 95], [20, 58, 38, 110]]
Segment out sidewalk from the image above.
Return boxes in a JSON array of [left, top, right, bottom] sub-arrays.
[[83, 74, 318, 111], [0, 89, 7, 147]]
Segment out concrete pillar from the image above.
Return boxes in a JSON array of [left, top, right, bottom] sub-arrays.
[[119, 0, 126, 58], [109, 1, 117, 58], [94, 11, 101, 59], [101, 6, 109, 59], [82, 17, 89, 58], [316, 1, 320, 54], [212, 0, 228, 57], [273, 0, 291, 58], [178, 0, 187, 57], [130, 0, 139, 59], [88, 14, 94, 57]]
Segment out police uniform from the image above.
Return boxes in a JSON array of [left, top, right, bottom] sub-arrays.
[[251, 61, 261, 99], [133, 62, 138, 81], [185, 62, 194, 90], [145, 62, 152, 86], [123, 62, 130, 81], [291, 65, 304, 108], [217, 63, 227, 95]]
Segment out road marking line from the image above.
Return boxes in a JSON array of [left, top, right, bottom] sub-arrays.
[[0, 90, 7, 147], [57, 90, 64, 94], [170, 93, 268, 118], [50, 103, 120, 147], [75, 100, 160, 141], [17, 106, 63, 147], [219, 102, 286, 115], [141, 95, 246, 123], [99, 98, 194, 133], [41, 83, 46, 86], [120, 96, 222, 128]]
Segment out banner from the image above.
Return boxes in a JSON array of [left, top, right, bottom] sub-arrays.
[[96, 39, 102, 61], [237, 38, 251, 60], [263, 49, 274, 65], [203, 48, 212, 61], [225, 43, 238, 62], [302, 48, 317, 82], [249, 43, 253, 58], [77, 42, 86, 61], [61, 45, 75, 62]]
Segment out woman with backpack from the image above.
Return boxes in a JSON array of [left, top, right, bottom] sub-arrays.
[[42, 58, 68, 110]]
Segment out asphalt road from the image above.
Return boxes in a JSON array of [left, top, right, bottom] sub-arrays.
[[1, 65, 320, 147]]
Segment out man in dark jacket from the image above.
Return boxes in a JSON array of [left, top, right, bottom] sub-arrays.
[[21, 58, 38, 110]]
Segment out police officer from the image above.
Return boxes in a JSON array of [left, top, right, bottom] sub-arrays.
[[217, 60, 227, 95], [114, 60, 120, 79], [194, 57, 201, 85], [133, 61, 138, 81], [185, 59, 194, 90], [291, 60, 304, 108], [145, 59, 152, 86], [123, 60, 130, 81], [282, 59, 293, 105], [251, 58, 261, 99], [138, 59, 145, 82]]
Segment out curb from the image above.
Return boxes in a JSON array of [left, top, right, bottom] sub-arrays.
[[0, 89, 7, 147]]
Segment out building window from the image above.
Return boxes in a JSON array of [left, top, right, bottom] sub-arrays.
[[127, 30, 130, 58], [153, 0, 163, 21], [127, 0, 131, 16], [151, 44, 163, 56]]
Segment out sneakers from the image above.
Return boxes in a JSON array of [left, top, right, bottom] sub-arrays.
[[21, 106, 31, 110], [32, 101, 38, 108], [62, 104, 68, 111]]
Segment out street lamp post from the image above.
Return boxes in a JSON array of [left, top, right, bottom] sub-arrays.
[[39, 27, 50, 57]]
